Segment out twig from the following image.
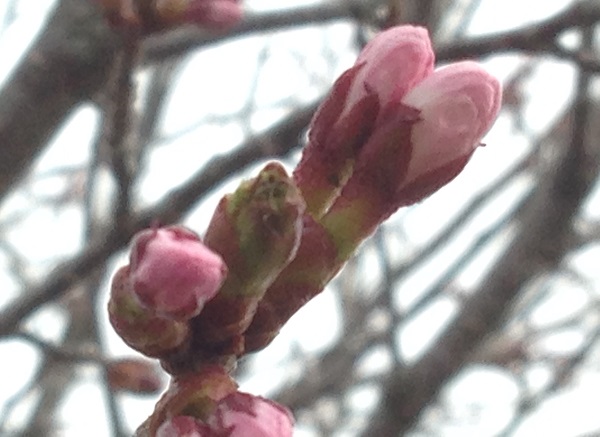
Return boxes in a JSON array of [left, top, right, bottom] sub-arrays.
[[141, 0, 389, 64]]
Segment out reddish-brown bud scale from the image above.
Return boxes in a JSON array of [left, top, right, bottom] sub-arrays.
[[108, 266, 190, 357], [318, 103, 420, 259], [293, 64, 380, 218]]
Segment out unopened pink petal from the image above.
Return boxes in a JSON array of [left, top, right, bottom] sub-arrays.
[[130, 227, 227, 320], [346, 25, 435, 110], [402, 61, 502, 183]]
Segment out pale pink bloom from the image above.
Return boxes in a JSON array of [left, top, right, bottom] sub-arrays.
[[208, 392, 294, 437], [401, 60, 502, 186], [130, 226, 227, 320]]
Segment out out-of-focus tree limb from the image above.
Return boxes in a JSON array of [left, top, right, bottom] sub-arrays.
[[0, 0, 119, 204], [143, 0, 600, 69], [362, 41, 600, 436], [141, 0, 389, 64], [3, 0, 597, 213], [0, 101, 318, 338], [436, 0, 600, 62], [385, 0, 452, 32], [0, 0, 375, 207]]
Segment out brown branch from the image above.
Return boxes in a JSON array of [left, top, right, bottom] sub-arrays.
[[141, 0, 388, 64], [0, 0, 370, 208], [0, 0, 119, 204], [102, 32, 141, 229], [436, 0, 600, 62]]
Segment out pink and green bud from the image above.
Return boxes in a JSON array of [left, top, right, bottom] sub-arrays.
[[293, 25, 503, 260], [153, 392, 294, 437], [294, 25, 435, 218], [207, 392, 294, 437], [190, 163, 304, 349], [146, 366, 238, 435], [245, 28, 501, 346], [130, 226, 227, 321], [109, 266, 190, 357], [321, 60, 501, 259]]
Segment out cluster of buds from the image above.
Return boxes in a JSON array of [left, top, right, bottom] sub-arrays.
[[95, 0, 243, 33], [107, 25, 501, 436], [244, 25, 502, 351]]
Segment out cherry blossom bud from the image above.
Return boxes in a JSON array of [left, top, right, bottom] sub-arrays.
[[157, 0, 243, 29], [156, 416, 214, 437], [185, 0, 243, 29], [399, 61, 502, 197], [190, 163, 304, 353], [208, 392, 294, 437], [147, 366, 237, 435], [294, 25, 434, 217], [347, 25, 435, 113], [130, 226, 227, 320], [245, 27, 501, 353], [320, 58, 501, 260]]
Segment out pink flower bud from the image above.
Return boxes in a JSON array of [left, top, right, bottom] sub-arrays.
[[130, 226, 227, 320], [157, 416, 214, 437], [294, 25, 435, 217], [208, 392, 294, 437], [400, 60, 502, 189], [310, 27, 502, 260], [156, 0, 243, 30], [186, 0, 243, 29], [347, 25, 434, 112]]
